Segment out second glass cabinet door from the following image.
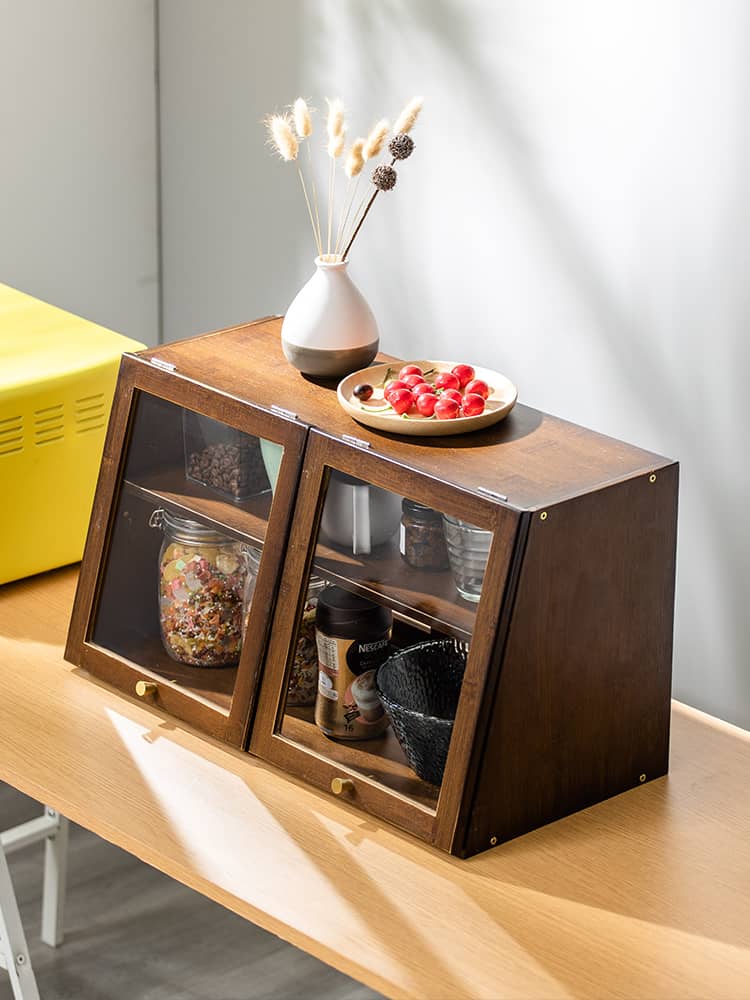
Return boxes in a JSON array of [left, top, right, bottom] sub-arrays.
[[251, 431, 512, 841]]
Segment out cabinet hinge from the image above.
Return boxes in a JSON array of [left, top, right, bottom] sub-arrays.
[[476, 486, 508, 502], [342, 433, 372, 449], [150, 357, 176, 372], [270, 404, 299, 420]]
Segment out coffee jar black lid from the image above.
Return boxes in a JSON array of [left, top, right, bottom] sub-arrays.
[[316, 585, 392, 640], [402, 498, 441, 523]]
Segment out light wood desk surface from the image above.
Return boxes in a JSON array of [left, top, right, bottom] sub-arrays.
[[1, 568, 749, 1000]]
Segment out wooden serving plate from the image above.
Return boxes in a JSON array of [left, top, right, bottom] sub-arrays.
[[337, 360, 518, 436]]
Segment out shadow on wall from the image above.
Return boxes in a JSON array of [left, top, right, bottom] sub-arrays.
[[298, 0, 750, 728]]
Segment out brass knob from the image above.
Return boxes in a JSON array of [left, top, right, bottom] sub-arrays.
[[135, 681, 158, 698], [331, 777, 354, 796]]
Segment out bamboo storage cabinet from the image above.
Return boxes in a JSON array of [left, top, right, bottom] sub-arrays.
[[66, 317, 679, 857]]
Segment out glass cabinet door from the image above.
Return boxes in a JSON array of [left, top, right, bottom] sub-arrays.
[[77, 377, 305, 744], [251, 431, 520, 843]]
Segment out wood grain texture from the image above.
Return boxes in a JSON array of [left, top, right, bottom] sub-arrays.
[[137, 319, 672, 511], [1, 784, 380, 1000], [2, 568, 749, 1000], [463, 465, 680, 856]]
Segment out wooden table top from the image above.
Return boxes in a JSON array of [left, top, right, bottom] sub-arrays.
[[1, 567, 749, 1000]]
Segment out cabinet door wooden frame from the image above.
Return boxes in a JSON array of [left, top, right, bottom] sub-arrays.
[[249, 429, 525, 851], [65, 353, 308, 746]]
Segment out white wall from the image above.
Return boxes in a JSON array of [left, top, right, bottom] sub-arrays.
[[158, 0, 312, 342], [0, 0, 159, 344], [159, 0, 750, 730]]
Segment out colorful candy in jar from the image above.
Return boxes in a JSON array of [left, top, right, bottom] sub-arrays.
[[158, 541, 245, 667], [286, 594, 319, 706]]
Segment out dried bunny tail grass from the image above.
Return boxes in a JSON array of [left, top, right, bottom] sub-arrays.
[[363, 119, 389, 160], [292, 98, 313, 138], [393, 96, 424, 135], [325, 115, 345, 253], [345, 138, 365, 178], [326, 98, 345, 139], [266, 114, 298, 161], [327, 132, 346, 158]]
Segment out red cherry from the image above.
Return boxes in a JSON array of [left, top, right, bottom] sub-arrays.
[[403, 373, 425, 389], [415, 392, 438, 416], [412, 382, 434, 397], [435, 397, 460, 420], [385, 379, 409, 395], [389, 388, 415, 415], [399, 364, 423, 379], [435, 371, 461, 392], [461, 392, 486, 417], [465, 378, 490, 399], [440, 388, 463, 405], [451, 364, 475, 387]]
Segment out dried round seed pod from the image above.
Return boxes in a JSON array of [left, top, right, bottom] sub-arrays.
[[373, 164, 397, 191], [389, 133, 414, 160]]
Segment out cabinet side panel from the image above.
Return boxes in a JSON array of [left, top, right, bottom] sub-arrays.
[[463, 464, 679, 856]]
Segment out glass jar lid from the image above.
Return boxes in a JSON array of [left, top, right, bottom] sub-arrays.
[[402, 498, 441, 523], [148, 507, 235, 544]]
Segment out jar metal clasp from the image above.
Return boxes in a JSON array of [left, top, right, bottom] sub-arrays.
[[148, 508, 165, 529]]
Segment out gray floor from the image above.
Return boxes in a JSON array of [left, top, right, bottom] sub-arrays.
[[0, 784, 382, 1000]]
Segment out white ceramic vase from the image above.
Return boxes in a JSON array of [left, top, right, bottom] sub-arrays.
[[281, 257, 379, 378]]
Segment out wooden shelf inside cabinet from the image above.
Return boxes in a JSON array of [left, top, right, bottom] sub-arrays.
[[125, 472, 273, 546], [312, 536, 475, 640], [281, 707, 440, 811]]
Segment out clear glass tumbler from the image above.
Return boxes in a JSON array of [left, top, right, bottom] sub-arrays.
[[442, 514, 493, 603]]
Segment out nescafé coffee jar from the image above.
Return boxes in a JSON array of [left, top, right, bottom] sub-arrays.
[[314, 586, 392, 740]]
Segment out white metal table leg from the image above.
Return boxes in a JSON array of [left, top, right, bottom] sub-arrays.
[[41, 809, 68, 948], [0, 805, 68, 949], [0, 839, 41, 1000]]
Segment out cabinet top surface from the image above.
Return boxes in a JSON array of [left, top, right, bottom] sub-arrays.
[[1, 567, 749, 1000], [136, 318, 674, 510]]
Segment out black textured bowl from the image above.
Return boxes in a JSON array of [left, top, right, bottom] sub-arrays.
[[376, 639, 467, 787]]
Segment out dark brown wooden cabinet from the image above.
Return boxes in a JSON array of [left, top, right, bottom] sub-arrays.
[[66, 317, 678, 856]]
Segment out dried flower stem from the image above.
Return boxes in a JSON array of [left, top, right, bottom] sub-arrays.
[[306, 143, 323, 254], [342, 189, 378, 261], [328, 156, 335, 255], [340, 186, 370, 255], [335, 178, 359, 256], [341, 154, 400, 257], [334, 178, 352, 256], [335, 138, 365, 255], [297, 166, 321, 256]]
